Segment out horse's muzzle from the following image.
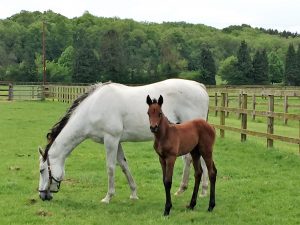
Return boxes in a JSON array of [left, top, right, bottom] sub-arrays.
[[39, 191, 53, 201], [150, 125, 159, 133]]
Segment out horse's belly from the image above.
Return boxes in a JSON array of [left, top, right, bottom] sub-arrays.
[[120, 128, 153, 142]]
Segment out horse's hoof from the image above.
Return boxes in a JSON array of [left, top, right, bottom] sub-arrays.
[[199, 191, 207, 198], [101, 197, 110, 204], [174, 189, 184, 196], [130, 194, 139, 200]]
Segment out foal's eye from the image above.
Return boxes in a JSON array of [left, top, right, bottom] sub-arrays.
[[159, 112, 162, 117]]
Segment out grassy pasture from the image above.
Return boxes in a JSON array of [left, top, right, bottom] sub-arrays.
[[0, 101, 299, 225]]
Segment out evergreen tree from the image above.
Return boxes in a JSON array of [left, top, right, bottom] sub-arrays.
[[99, 29, 127, 83], [284, 44, 298, 85], [237, 40, 253, 84], [252, 49, 269, 84], [295, 44, 300, 85], [72, 28, 100, 83], [268, 51, 284, 84], [219, 56, 240, 84], [197, 47, 216, 85]]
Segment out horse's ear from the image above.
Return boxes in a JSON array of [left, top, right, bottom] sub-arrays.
[[158, 95, 163, 106], [38, 146, 45, 157], [146, 95, 152, 105]]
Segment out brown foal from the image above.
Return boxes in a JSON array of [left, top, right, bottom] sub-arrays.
[[146, 95, 217, 216]]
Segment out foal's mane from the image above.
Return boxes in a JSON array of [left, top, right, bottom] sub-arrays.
[[43, 82, 111, 160]]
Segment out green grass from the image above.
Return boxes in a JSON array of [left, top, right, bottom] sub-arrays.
[[0, 101, 299, 225]]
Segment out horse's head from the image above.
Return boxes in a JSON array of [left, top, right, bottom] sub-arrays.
[[146, 95, 164, 133], [38, 147, 63, 201]]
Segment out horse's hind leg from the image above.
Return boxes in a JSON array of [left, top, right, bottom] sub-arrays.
[[200, 157, 208, 197], [187, 147, 202, 210], [117, 143, 138, 200], [175, 154, 192, 195]]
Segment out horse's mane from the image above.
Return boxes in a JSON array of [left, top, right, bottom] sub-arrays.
[[43, 82, 111, 160]]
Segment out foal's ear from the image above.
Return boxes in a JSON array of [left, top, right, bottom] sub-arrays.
[[146, 95, 152, 105], [158, 95, 163, 106]]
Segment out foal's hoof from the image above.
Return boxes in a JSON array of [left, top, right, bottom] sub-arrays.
[[186, 205, 195, 210], [208, 204, 215, 212], [163, 211, 170, 216]]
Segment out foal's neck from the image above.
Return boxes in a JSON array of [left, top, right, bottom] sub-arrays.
[[155, 115, 171, 139]]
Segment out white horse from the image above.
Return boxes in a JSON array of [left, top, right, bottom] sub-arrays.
[[38, 79, 209, 203]]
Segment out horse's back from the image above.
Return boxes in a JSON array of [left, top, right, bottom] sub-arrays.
[[81, 79, 209, 142]]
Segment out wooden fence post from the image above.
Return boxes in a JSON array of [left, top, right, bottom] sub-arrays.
[[267, 95, 274, 148], [284, 95, 288, 125], [252, 94, 256, 120], [226, 92, 229, 117], [214, 92, 218, 116], [8, 83, 13, 101], [238, 90, 242, 119], [220, 92, 226, 138], [241, 93, 247, 142]]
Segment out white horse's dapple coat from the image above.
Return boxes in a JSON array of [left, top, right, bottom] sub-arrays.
[[38, 79, 209, 202]]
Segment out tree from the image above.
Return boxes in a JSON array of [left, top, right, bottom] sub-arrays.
[[219, 56, 241, 84], [99, 29, 127, 83], [73, 28, 100, 83], [268, 51, 284, 84], [295, 44, 300, 85], [197, 47, 216, 85], [284, 44, 298, 85], [252, 49, 269, 84], [237, 40, 253, 84]]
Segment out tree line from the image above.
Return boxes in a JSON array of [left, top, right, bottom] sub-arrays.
[[0, 10, 300, 85]]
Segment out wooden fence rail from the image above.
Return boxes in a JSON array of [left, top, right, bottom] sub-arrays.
[[210, 92, 300, 153]]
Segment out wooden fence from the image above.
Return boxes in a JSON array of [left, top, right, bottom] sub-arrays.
[[0, 82, 43, 101], [209, 92, 300, 153], [46, 85, 89, 103]]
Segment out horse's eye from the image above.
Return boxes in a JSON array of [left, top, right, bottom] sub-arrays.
[[40, 169, 45, 174], [159, 112, 162, 117]]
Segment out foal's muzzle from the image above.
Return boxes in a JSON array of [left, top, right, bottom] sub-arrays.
[[150, 125, 159, 133]]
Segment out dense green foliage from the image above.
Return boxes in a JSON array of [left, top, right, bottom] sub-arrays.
[[0, 101, 299, 224], [1, 10, 300, 85]]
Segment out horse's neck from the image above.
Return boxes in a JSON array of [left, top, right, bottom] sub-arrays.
[[48, 119, 86, 164]]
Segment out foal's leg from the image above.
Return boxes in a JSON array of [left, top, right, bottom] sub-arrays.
[[202, 150, 217, 211], [160, 156, 176, 216], [117, 144, 138, 200], [101, 134, 119, 203], [187, 147, 202, 210]]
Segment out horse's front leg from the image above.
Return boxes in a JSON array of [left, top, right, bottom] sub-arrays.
[[117, 143, 138, 200], [101, 134, 119, 203], [161, 156, 176, 216]]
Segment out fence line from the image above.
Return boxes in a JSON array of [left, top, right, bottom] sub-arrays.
[[210, 92, 300, 153], [0, 82, 42, 101]]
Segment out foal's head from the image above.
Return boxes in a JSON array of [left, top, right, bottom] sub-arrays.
[[146, 95, 164, 133]]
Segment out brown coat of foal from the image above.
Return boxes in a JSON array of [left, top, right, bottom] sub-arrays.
[[146, 95, 217, 216]]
